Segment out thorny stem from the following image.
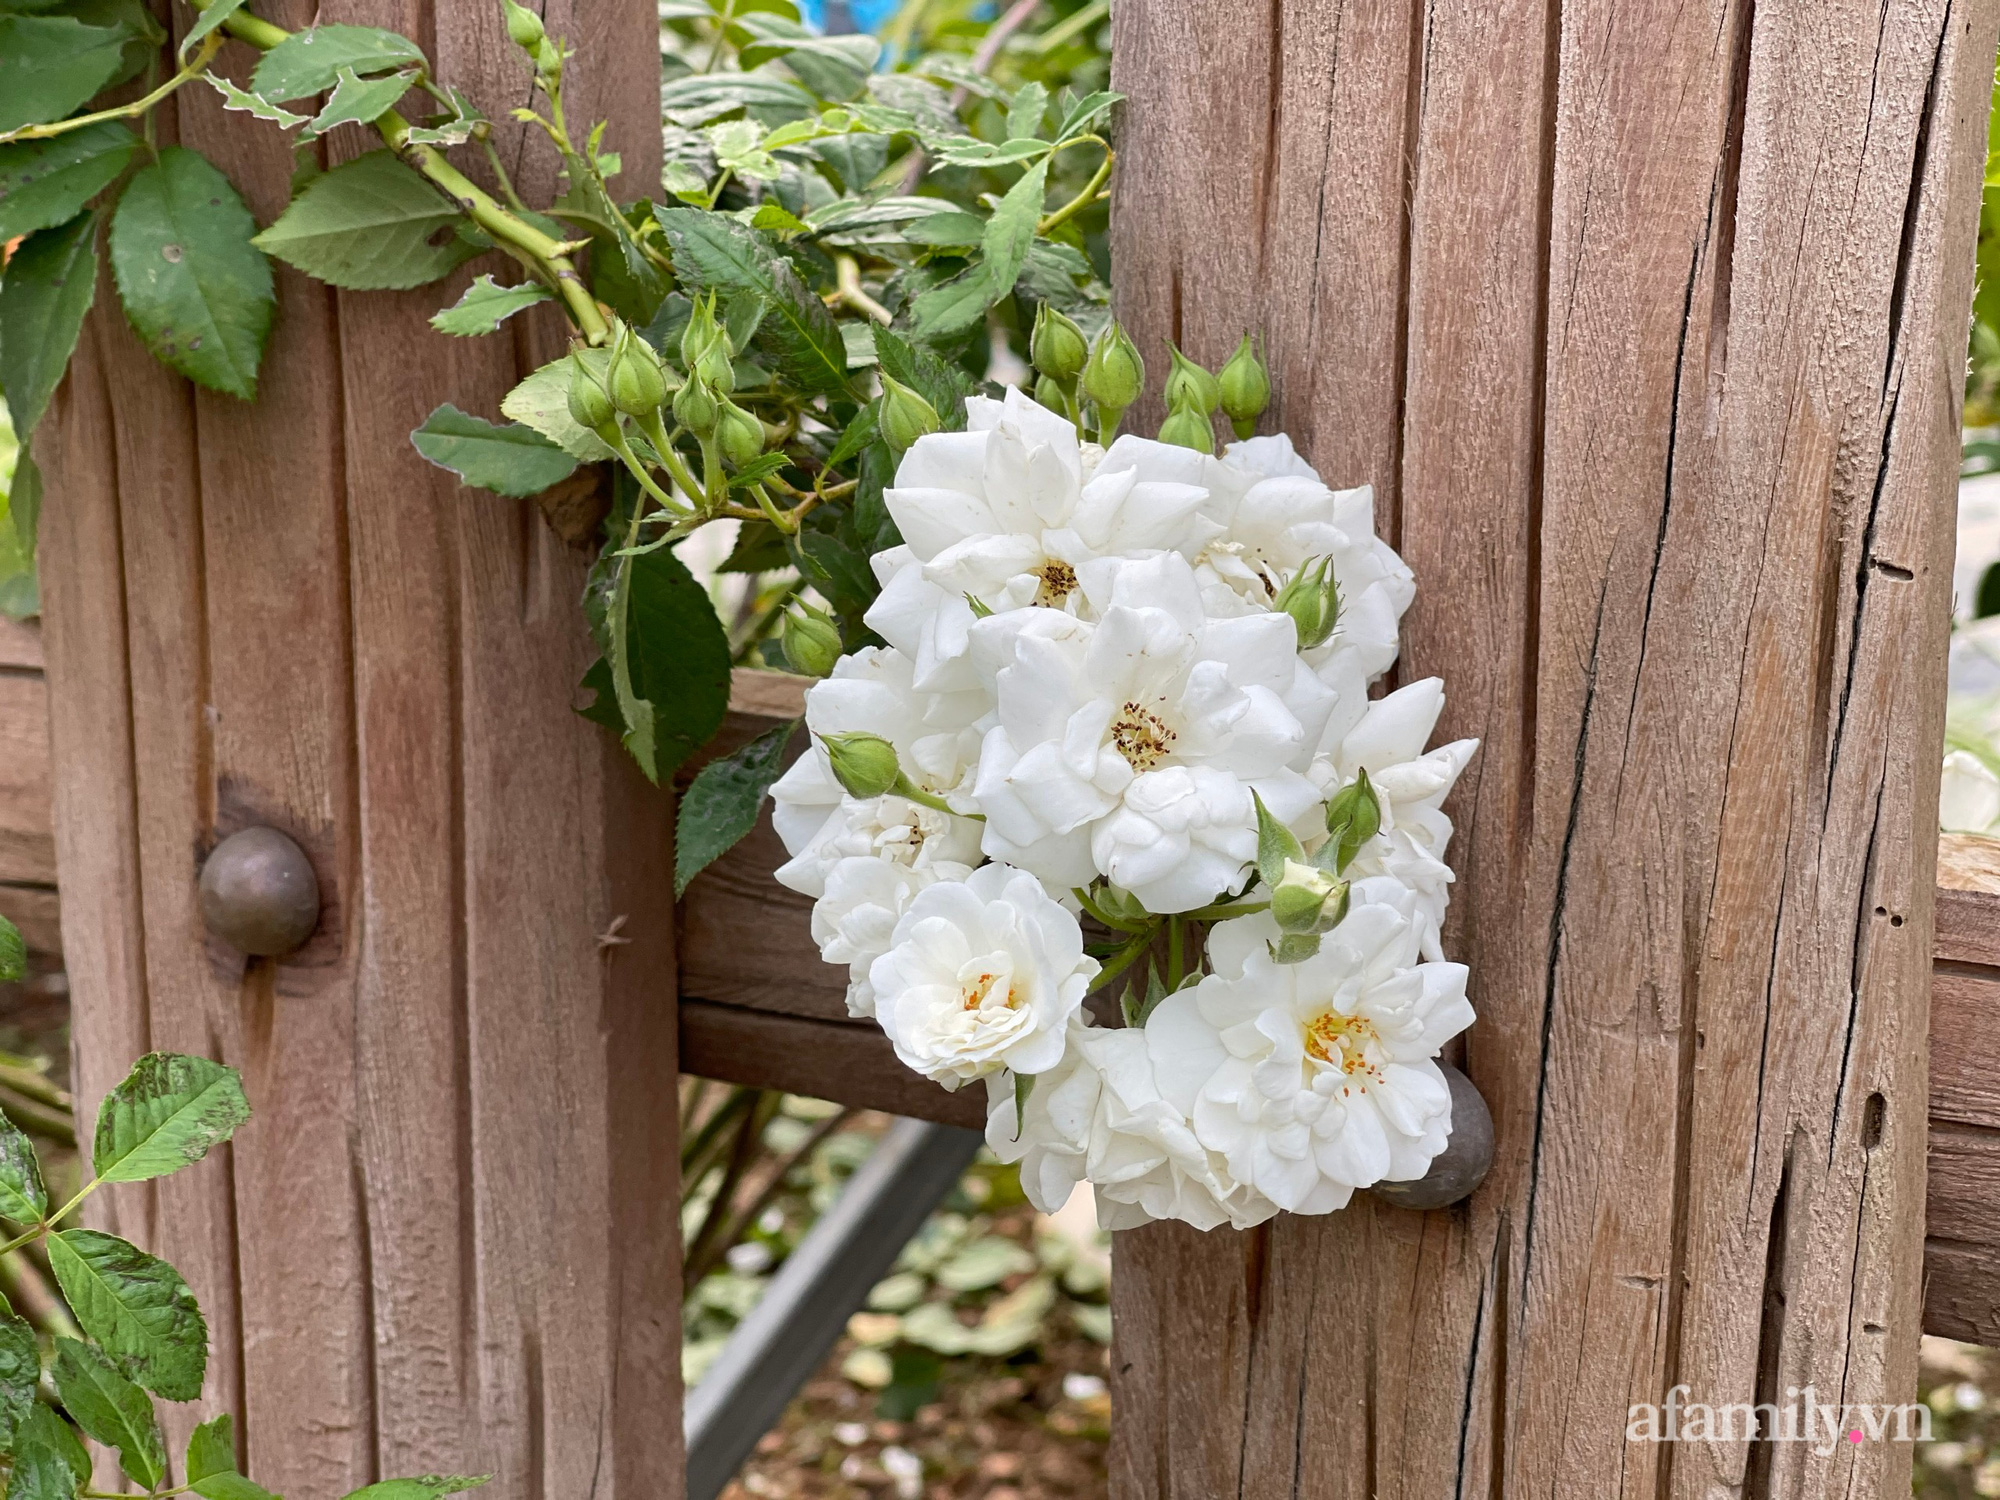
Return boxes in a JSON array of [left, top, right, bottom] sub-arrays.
[[0, 33, 222, 144], [186, 0, 612, 342]]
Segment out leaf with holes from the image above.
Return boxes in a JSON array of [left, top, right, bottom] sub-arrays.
[[0, 15, 128, 133], [200, 71, 309, 128], [675, 719, 799, 895], [109, 147, 273, 400], [253, 150, 483, 291], [249, 23, 426, 102], [92, 1052, 250, 1184], [52, 1339, 166, 1491], [430, 274, 552, 335], [0, 211, 98, 438], [0, 122, 136, 244], [303, 66, 415, 138], [410, 406, 579, 498], [45, 1229, 207, 1401]]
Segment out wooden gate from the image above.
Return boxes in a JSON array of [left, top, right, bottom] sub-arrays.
[[26, 0, 2000, 1497]]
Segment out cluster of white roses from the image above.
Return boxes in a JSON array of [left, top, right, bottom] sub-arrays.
[[769, 389, 1479, 1230]]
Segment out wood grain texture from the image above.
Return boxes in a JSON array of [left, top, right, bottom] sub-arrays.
[[35, 3, 677, 1496], [678, 1000, 985, 1130], [1107, 0, 1999, 1493], [0, 675, 53, 888]]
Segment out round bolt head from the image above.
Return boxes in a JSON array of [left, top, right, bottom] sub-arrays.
[[199, 827, 321, 958], [1369, 1063, 1493, 1211]]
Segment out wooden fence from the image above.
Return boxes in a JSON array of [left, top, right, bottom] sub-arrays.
[[17, 0, 2000, 1495]]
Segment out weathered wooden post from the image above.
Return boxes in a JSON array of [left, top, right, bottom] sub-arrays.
[[34, 2, 680, 1496], [1108, 0, 1999, 1495]]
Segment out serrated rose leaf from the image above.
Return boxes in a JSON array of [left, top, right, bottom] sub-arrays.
[[0, 1112, 47, 1224], [675, 719, 799, 895], [252, 150, 481, 291], [0, 16, 127, 133], [429, 274, 552, 336], [0, 1311, 38, 1448], [409, 406, 578, 498], [249, 24, 425, 103], [7, 1402, 88, 1500], [45, 1230, 207, 1401], [52, 1338, 165, 1491], [109, 147, 273, 401], [92, 1052, 250, 1183], [0, 211, 98, 437], [0, 122, 137, 245]]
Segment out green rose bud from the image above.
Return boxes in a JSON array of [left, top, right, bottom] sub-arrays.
[[501, 0, 543, 50], [1081, 319, 1144, 426], [1270, 858, 1349, 937], [716, 397, 765, 468], [1219, 333, 1271, 440], [606, 324, 668, 418], [819, 731, 902, 799], [1164, 342, 1221, 414], [781, 606, 843, 678], [534, 34, 562, 79], [673, 373, 719, 437], [1157, 395, 1215, 454], [1034, 373, 1069, 417], [1273, 554, 1338, 649], [681, 295, 733, 394], [879, 374, 940, 454], [1092, 883, 1151, 928], [1322, 767, 1382, 873], [565, 351, 615, 433], [1030, 303, 1088, 382]]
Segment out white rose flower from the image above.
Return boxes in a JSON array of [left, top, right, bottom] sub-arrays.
[[809, 853, 975, 1018], [1147, 898, 1476, 1211], [983, 1021, 1273, 1231], [769, 645, 987, 893], [865, 390, 1219, 690], [1305, 678, 1479, 958], [1941, 749, 2000, 834], [970, 552, 1333, 910], [868, 864, 1097, 1088]]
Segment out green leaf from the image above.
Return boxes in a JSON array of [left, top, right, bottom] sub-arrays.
[[0, 1311, 39, 1448], [179, 0, 250, 58], [929, 136, 1048, 168], [1054, 90, 1121, 143], [675, 719, 798, 895], [109, 147, 273, 401], [0, 913, 23, 984], [252, 150, 480, 291], [501, 353, 617, 462], [199, 71, 309, 129], [51, 1338, 165, 1491], [45, 1230, 207, 1401], [184, 1414, 278, 1500], [979, 156, 1049, 306], [619, 545, 732, 780], [0, 122, 137, 244], [0, 16, 127, 134], [249, 24, 426, 103], [5, 1403, 87, 1500], [873, 326, 974, 431], [0, 1112, 47, 1224], [67, 0, 167, 92], [430, 274, 552, 335], [906, 263, 995, 342], [0, 211, 97, 438], [902, 210, 984, 247], [92, 1052, 250, 1184], [303, 67, 414, 138], [410, 406, 578, 498], [1006, 81, 1049, 141], [186, 1414, 236, 1483], [716, 519, 792, 574], [341, 1477, 489, 1500], [656, 208, 852, 398]]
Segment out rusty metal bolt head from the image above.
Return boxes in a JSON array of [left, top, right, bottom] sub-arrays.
[[198, 827, 320, 958], [1369, 1063, 1493, 1212]]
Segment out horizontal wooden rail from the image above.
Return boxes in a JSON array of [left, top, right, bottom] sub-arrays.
[[681, 671, 2000, 1345]]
